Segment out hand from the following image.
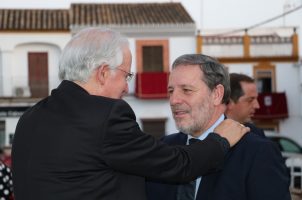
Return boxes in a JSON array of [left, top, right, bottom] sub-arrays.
[[214, 119, 250, 147]]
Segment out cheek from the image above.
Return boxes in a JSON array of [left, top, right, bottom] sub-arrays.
[[107, 80, 126, 98]]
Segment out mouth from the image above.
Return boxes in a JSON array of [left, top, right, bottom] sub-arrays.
[[173, 110, 188, 118]]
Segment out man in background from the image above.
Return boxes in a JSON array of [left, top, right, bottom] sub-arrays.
[[146, 54, 290, 200], [225, 73, 265, 137]]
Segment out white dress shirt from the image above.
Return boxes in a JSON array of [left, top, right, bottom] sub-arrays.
[[187, 114, 225, 199]]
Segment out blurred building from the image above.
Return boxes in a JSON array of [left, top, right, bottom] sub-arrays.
[[0, 2, 301, 147], [197, 27, 301, 143]]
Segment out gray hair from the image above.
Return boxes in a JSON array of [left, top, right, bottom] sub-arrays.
[[172, 54, 230, 104], [59, 27, 129, 82]]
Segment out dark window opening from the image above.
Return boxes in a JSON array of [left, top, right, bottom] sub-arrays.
[[257, 77, 272, 93], [28, 52, 49, 98], [0, 121, 5, 148], [142, 46, 163, 72]]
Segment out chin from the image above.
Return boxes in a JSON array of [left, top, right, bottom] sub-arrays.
[[177, 124, 192, 135]]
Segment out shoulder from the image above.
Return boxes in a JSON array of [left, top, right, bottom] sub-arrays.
[[107, 99, 136, 118], [161, 132, 187, 145], [244, 122, 266, 138], [239, 132, 271, 146], [235, 133, 280, 156]]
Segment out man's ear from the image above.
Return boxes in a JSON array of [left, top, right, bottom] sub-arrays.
[[96, 64, 110, 85], [213, 84, 224, 106]]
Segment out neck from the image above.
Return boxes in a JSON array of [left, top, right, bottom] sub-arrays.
[[74, 79, 100, 96], [191, 104, 226, 138]]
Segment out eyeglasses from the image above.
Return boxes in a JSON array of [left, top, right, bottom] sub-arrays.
[[115, 68, 134, 82]]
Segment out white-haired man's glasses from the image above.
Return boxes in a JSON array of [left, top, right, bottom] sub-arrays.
[[115, 68, 134, 82]]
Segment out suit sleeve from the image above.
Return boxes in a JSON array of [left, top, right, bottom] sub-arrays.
[[102, 100, 226, 183], [247, 141, 291, 200]]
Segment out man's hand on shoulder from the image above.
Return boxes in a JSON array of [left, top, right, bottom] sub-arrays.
[[214, 119, 250, 147]]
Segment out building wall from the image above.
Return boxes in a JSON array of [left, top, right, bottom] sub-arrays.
[[126, 35, 195, 135], [12, 44, 62, 96], [0, 30, 301, 147], [0, 33, 196, 145], [0, 32, 71, 96]]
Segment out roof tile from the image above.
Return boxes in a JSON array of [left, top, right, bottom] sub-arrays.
[[0, 9, 70, 31], [0, 3, 194, 31]]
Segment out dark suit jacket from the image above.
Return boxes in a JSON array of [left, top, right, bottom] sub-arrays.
[[12, 80, 227, 200], [244, 122, 266, 138], [146, 132, 291, 200]]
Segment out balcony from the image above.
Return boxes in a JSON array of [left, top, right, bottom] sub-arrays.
[[135, 72, 169, 99], [253, 92, 288, 119]]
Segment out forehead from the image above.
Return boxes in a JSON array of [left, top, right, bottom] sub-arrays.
[[169, 65, 204, 86]]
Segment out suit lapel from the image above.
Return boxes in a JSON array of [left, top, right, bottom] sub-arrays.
[[196, 169, 222, 200]]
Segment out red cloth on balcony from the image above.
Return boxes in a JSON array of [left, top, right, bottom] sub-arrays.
[[135, 72, 169, 99], [253, 92, 288, 119]]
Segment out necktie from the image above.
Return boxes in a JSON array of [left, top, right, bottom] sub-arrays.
[[177, 180, 196, 200], [176, 138, 198, 200]]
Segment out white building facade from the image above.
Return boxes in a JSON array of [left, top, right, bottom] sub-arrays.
[[0, 3, 301, 147]]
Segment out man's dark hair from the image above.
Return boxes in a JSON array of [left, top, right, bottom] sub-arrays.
[[229, 73, 255, 103]]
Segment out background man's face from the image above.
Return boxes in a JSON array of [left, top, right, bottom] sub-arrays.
[[230, 81, 260, 123]]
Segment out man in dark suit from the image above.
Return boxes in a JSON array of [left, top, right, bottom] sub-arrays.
[[11, 28, 248, 200], [226, 73, 265, 137], [146, 54, 290, 200]]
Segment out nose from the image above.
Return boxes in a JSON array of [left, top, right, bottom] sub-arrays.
[[169, 90, 182, 106], [253, 99, 260, 109]]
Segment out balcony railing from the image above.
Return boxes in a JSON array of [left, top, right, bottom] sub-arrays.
[[135, 72, 169, 99]]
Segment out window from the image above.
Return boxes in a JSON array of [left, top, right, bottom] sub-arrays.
[[0, 121, 5, 148], [136, 40, 169, 73], [28, 52, 49, 98], [253, 62, 276, 93], [253, 62, 279, 130], [141, 118, 166, 139], [135, 40, 170, 98], [142, 46, 163, 72], [279, 138, 302, 153]]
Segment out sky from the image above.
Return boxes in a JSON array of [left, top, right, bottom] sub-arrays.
[[0, 0, 301, 30]]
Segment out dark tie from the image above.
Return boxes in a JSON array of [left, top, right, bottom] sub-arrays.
[[176, 138, 198, 200]]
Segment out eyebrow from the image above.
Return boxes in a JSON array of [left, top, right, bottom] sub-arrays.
[[168, 84, 197, 90]]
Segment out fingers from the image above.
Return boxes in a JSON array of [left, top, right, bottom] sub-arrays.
[[213, 119, 250, 147], [238, 123, 250, 134]]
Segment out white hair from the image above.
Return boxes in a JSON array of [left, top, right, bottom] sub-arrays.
[[59, 27, 129, 82]]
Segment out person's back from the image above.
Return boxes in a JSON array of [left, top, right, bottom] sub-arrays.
[[13, 81, 126, 199]]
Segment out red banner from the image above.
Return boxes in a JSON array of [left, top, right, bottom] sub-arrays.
[[135, 72, 169, 99], [253, 92, 288, 119]]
